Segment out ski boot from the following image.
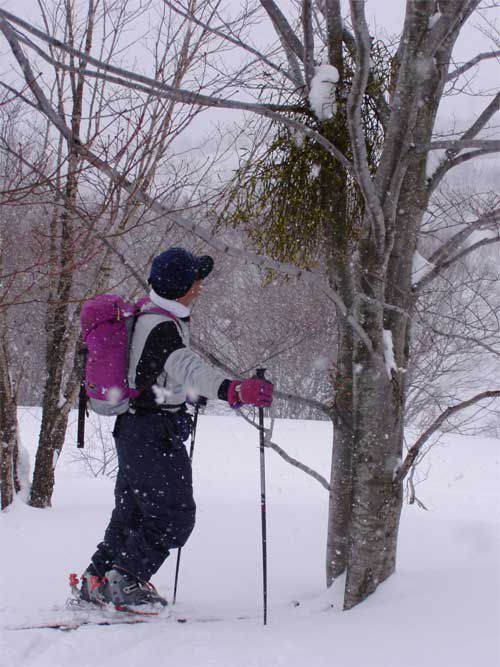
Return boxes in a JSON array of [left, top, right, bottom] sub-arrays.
[[69, 570, 110, 607], [105, 568, 168, 614]]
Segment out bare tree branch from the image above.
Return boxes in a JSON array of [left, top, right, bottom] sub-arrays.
[[446, 49, 500, 81], [302, 0, 315, 90], [414, 208, 500, 290], [424, 0, 482, 56], [258, 0, 305, 88], [0, 10, 377, 351], [394, 389, 500, 485], [162, 0, 302, 88], [339, 20, 390, 131], [0, 9, 355, 175], [322, 0, 343, 67], [347, 0, 385, 252], [427, 208, 500, 266], [427, 326, 500, 359], [374, 1, 431, 210], [427, 91, 500, 193], [191, 339, 331, 416], [266, 437, 330, 490], [426, 138, 500, 151], [237, 412, 331, 490], [427, 147, 500, 194], [259, 0, 304, 62], [445, 91, 500, 151], [1, 123, 336, 416], [426, 233, 499, 276]]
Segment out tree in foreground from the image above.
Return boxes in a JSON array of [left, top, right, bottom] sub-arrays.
[[0, 1, 499, 608]]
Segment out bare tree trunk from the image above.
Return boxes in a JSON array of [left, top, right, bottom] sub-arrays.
[[30, 0, 94, 507], [326, 315, 355, 582], [322, 11, 357, 582], [0, 310, 19, 509], [30, 316, 83, 507], [325, 228, 356, 583], [29, 146, 81, 507], [344, 354, 400, 607]]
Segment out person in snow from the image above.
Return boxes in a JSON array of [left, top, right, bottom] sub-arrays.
[[78, 247, 273, 608]]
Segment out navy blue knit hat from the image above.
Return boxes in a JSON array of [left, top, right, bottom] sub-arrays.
[[148, 247, 214, 299]]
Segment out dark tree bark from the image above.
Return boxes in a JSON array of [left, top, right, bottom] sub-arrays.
[[0, 311, 19, 510]]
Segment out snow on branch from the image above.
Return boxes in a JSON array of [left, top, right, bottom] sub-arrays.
[[308, 64, 339, 120], [382, 329, 397, 378], [411, 251, 435, 287], [428, 11, 442, 30]]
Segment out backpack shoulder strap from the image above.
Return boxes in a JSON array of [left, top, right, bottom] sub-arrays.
[[141, 306, 180, 323], [135, 297, 180, 324]]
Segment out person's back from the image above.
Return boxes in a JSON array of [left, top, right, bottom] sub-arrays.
[[127, 300, 191, 413]]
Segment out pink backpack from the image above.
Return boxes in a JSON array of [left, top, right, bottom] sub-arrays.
[[80, 294, 178, 417]]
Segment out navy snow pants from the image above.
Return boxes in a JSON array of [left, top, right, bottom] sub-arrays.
[[90, 411, 196, 581]]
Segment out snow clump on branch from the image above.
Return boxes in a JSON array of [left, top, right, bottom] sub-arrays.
[[382, 329, 397, 379], [428, 12, 442, 29], [308, 64, 339, 121], [411, 251, 435, 286]]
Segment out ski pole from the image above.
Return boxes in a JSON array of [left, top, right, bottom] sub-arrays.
[[256, 367, 268, 626], [173, 398, 204, 604], [77, 349, 88, 449]]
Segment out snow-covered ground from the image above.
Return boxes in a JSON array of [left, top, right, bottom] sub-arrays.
[[1, 409, 499, 667]]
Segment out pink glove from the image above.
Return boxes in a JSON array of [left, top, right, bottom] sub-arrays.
[[227, 378, 274, 408]]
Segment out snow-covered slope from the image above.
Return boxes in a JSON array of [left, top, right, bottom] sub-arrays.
[[1, 410, 498, 667]]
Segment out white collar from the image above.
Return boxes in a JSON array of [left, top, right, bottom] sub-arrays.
[[149, 289, 191, 318]]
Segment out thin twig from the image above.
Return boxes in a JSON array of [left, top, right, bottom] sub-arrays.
[[237, 410, 330, 490], [394, 390, 500, 485]]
